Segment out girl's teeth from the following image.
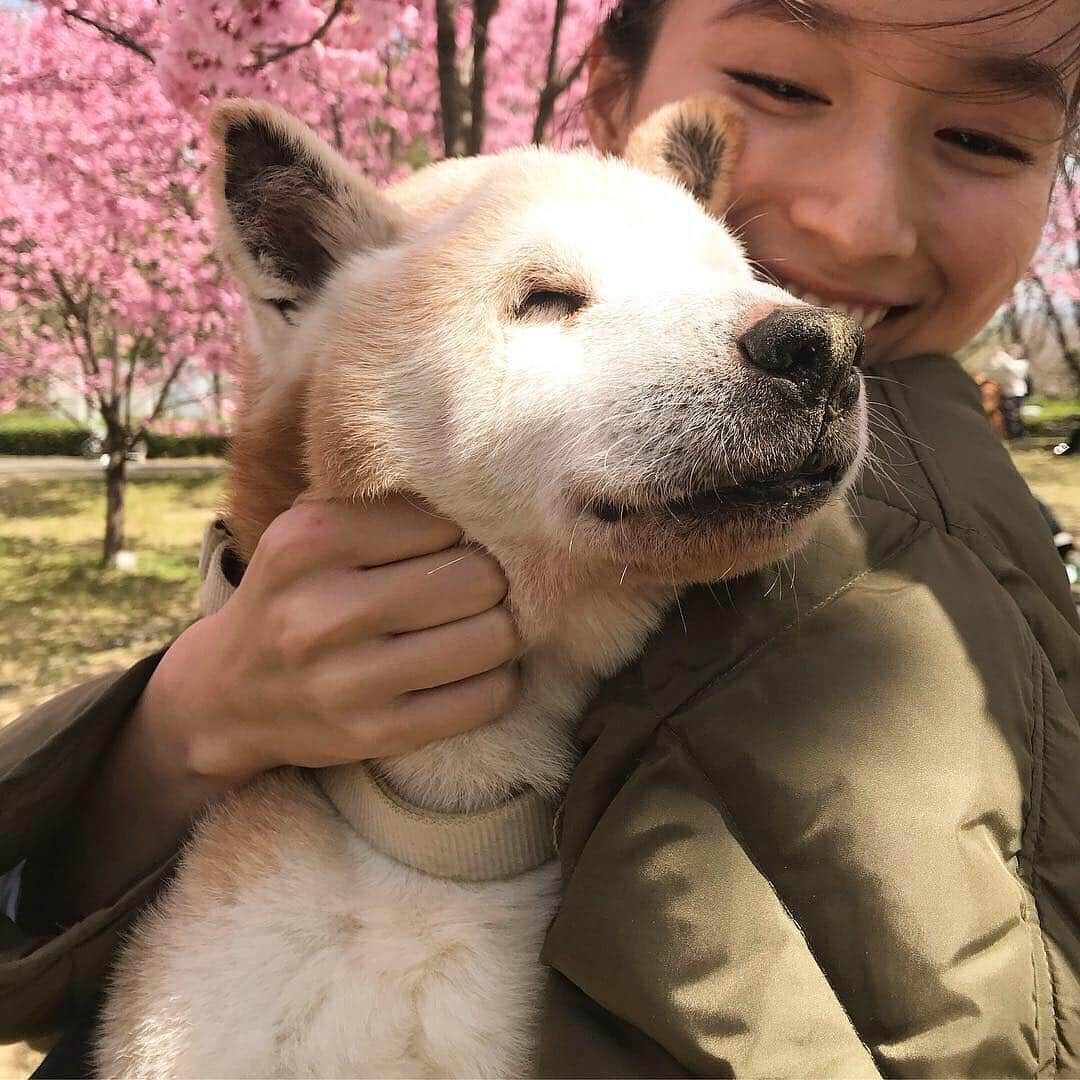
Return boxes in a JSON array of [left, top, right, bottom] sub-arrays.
[[784, 284, 890, 332], [861, 307, 888, 331]]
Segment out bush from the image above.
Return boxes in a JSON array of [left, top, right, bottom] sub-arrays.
[[0, 411, 229, 458], [144, 431, 229, 458], [0, 423, 94, 456]]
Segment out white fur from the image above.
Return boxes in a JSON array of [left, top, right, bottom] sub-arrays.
[[98, 99, 866, 1078]]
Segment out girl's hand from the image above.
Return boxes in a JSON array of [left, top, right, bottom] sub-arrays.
[[142, 495, 520, 784]]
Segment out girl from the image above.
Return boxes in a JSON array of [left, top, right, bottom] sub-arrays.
[[3, 1, 1078, 1074]]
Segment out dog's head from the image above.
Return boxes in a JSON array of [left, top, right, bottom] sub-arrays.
[[211, 98, 866, 636]]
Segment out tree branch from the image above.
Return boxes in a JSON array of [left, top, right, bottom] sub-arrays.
[[49, 270, 102, 385], [61, 9, 155, 64], [532, 1, 590, 146], [251, 0, 346, 71], [144, 353, 188, 430], [122, 335, 143, 448]]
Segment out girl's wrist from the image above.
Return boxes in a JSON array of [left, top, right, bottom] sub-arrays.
[[134, 618, 265, 796]]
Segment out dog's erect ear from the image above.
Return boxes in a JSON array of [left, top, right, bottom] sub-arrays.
[[624, 96, 743, 214], [209, 100, 403, 320]]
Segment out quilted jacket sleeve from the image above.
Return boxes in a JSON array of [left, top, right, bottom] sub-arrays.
[[539, 506, 1080, 1077], [0, 654, 169, 1040]]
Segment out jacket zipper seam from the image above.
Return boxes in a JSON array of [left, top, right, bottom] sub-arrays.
[[1024, 646, 1060, 1076], [669, 518, 926, 719]]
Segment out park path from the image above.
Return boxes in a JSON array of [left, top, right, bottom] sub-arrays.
[[0, 456, 225, 477]]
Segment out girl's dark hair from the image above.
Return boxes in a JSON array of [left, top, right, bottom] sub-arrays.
[[598, 0, 1080, 158]]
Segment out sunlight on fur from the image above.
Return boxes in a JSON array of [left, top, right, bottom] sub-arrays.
[[97, 95, 867, 1078]]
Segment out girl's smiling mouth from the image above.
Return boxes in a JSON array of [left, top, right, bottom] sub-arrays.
[[767, 272, 916, 333]]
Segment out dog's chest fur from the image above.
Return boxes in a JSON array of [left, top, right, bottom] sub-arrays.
[[98, 572, 669, 1078], [98, 769, 562, 1078]]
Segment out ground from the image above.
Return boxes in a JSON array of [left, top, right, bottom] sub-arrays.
[[1010, 444, 1080, 538], [2, 447, 1076, 727], [0, 469, 225, 725], [0, 446, 1077, 1077]]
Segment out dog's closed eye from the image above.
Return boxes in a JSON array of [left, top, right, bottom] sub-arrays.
[[515, 288, 587, 322]]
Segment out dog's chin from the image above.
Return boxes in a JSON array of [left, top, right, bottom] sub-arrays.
[[567, 463, 852, 584], [600, 509, 821, 585], [586, 464, 844, 526]]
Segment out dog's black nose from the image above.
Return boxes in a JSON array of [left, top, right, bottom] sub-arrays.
[[737, 307, 864, 402]]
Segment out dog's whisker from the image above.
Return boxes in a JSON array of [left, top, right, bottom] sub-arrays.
[[673, 585, 687, 635], [426, 552, 470, 574]]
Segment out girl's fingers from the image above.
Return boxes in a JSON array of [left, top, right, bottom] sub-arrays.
[[295, 546, 508, 646], [359, 663, 521, 757], [250, 495, 463, 587], [383, 605, 521, 693], [316, 604, 520, 706]]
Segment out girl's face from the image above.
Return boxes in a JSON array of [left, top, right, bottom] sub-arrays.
[[588, 0, 1074, 363]]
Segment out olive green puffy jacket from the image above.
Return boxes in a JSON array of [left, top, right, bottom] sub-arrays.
[[1, 355, 1078, 1077], [536, 355, 1080, 1078]]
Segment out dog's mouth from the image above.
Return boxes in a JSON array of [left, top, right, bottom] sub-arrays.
[[587, 462, 845, 525]]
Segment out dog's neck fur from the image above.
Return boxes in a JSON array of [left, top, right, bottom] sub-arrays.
[[374, 578, 671, 812]]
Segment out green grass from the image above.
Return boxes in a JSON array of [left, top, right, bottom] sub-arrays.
[[0, 471, 225, 723], [1026, 396, 1080, 424], [0, 406, 84, 432]]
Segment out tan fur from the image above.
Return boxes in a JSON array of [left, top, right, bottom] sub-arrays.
[[98, 97, 867, 1077], [625, 95, 744, 210]]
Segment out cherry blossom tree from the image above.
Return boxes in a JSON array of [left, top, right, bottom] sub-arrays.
[[0, 0, 597, 564], [54, 0, 597, 175], [998, 171, 1080, 393], [0, 7, 238, 564]]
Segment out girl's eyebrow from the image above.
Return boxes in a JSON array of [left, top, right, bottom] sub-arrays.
[[970, 53, 1067, 112], [714, 0, 855, 33], [714, 0, 1068, 111]]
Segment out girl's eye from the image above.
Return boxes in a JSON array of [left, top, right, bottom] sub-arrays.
[[936, 129, 1034, 166], [724, 70, 828, 106]]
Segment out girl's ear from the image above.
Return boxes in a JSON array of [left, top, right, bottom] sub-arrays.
[[624, 96, 745, 214], [209, 99, 405, 322]]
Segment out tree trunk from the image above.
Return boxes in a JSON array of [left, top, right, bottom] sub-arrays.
[[532, 0, 590, 146], [533, 0, 567, 145], [434, 0, 464, 157], [466, 0, 498, 156], [1031, 272, 1080, 394], [1000, 301, 1022, 349], [103, 442, 127, 566]]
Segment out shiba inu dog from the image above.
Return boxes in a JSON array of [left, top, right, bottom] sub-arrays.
[[98, 96, 866, 1077]]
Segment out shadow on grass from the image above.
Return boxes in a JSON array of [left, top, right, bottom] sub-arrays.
[[1, 472, 223, 519], [1, 472, 224, 717], [1, 534, 199, 586], [127, 473, 224, 497], [1, 537, 201, 690], [0, 478, 91, 519]]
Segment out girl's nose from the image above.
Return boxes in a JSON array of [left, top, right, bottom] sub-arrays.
[[787, 147, 920, 264]]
